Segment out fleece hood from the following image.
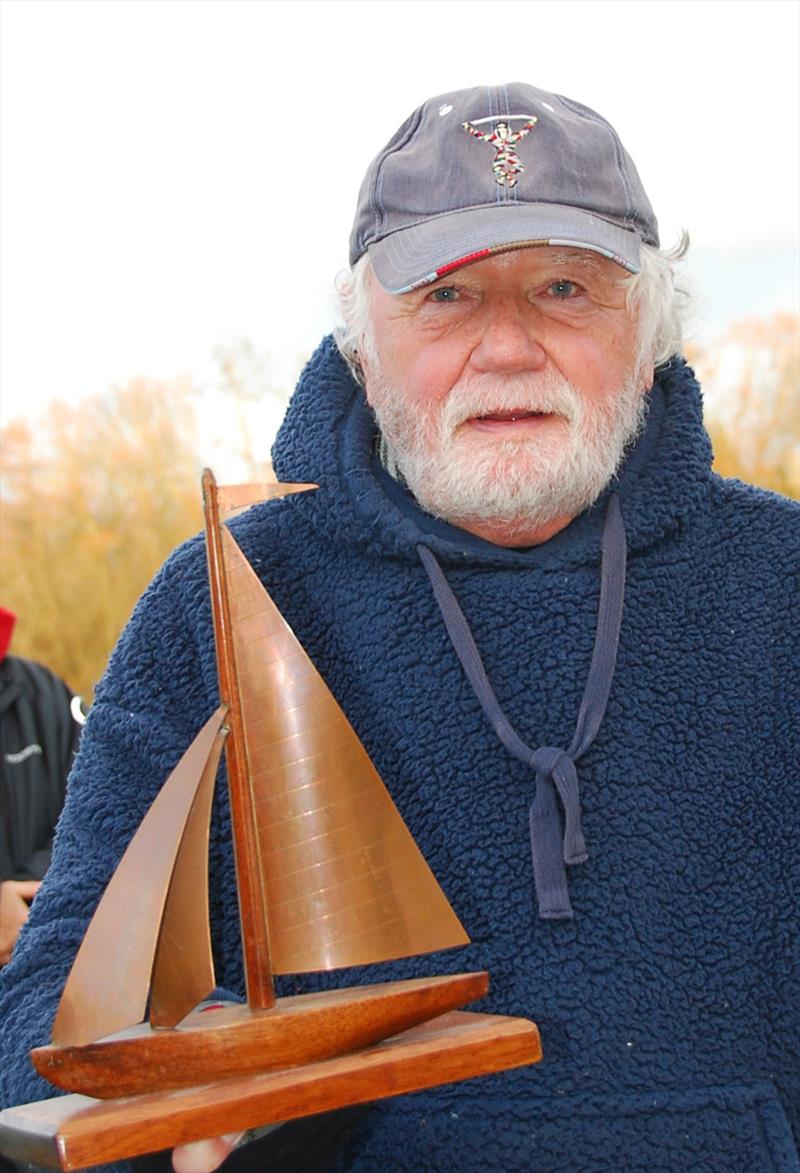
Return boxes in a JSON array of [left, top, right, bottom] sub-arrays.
[[272, 338, 713, 570]]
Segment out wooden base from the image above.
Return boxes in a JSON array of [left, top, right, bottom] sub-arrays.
[[0, 1010, 541, 1170]]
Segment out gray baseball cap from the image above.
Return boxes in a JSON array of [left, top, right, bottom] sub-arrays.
[[350, 82, 659, 293]]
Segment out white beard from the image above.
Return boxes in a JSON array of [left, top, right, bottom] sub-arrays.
[[367, 366, 648, 540]]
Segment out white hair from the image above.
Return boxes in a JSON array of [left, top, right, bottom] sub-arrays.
[[333, 255, 376, 386], [333, 235, 692, 384], [625, 232, 692, 369]]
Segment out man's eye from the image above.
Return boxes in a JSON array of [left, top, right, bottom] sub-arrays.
[[548, 280, 580, 299], [429, 286, 459, 303]]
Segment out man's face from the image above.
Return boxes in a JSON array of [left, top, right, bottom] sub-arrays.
[[360, 247, 653, 546]]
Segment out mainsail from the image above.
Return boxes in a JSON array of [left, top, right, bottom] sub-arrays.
[[219, 525, 469, 975], [205, 471, 466, 985]]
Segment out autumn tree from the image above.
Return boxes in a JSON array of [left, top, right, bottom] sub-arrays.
[[688, 312, 800, 499], [211, 337, 302, 479], [212, 338, 281, 479], [0, 378, 204, 700], [0, 339, 301, 704]]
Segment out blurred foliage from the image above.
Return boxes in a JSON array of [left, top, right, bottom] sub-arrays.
[[0, 341, 297, 702], [1, 315, 797, 703], [211, 338, 285, 480], [687, 312, 800, 499], [1, 377, 204, 701]]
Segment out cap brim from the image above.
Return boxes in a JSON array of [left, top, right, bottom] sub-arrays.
[[368, 203, 642, 293]]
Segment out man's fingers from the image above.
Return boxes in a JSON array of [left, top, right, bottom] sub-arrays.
[[172, 1133, 244, 1173], [0, 882, 38, 964]]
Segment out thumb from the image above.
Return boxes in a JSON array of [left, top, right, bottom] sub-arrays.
[[172, 1134, 243, 1173], [15, 880, 43, 900]]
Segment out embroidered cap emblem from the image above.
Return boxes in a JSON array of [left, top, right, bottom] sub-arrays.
[[462, 115, 538, 188]]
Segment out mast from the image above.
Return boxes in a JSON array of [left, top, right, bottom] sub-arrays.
[[202, 468, 275, 1009]]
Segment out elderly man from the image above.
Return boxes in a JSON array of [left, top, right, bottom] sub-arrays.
[[0, 83, 797, 1173]]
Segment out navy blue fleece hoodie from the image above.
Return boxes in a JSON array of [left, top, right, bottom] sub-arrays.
[[1, 340, 798, 1172]]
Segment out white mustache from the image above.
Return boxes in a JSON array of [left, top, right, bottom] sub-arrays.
[[439, 374, 582, 432]]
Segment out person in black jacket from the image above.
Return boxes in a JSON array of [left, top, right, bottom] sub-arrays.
[[0, 606, 83, 966]]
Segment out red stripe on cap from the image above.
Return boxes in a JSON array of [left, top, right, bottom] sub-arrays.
[[435, 250, 492, 277]]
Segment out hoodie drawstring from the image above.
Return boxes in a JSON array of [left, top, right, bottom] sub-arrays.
[[417, 495, 627, 920]]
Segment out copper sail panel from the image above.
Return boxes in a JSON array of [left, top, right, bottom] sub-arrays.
[[221, 527, 469, 975], [50, 707, 228, 1046], [149, 725, 227, 1028], [216, 482, 317, 515]]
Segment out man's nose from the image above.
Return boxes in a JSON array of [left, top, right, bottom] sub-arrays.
[[468, 299, 547, 374]]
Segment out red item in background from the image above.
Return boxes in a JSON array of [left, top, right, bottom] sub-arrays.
[[0, 607, 16, 662]]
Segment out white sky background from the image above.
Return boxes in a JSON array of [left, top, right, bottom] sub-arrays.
[[1, 0, 798, 457]]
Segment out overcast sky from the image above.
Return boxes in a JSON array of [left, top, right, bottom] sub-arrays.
[[1, 0, 798, 435]]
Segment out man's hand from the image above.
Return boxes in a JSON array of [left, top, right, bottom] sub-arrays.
[[172, 1133, 244, 1173], [0, 879, 41, 964]]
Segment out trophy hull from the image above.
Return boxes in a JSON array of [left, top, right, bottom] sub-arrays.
[[32, 971, 489, 1099]]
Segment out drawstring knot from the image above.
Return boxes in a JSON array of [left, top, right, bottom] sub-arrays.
[[417, 494, 627, 921], [529, 746, 587, 865]]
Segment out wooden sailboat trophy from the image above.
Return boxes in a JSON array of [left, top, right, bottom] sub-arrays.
[[0, 472, 541, 1170]]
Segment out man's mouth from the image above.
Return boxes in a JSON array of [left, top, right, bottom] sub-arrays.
[[476, 409, 546, 422], [465, 409, 559, 432]]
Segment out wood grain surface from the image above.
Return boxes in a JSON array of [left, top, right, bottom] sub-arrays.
[[1, 1010, 542, 1170]]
